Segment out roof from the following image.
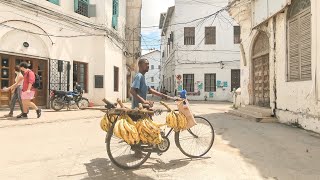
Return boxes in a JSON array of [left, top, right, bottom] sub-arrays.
[[159, 13, 167, 29], [141, 50, 160, 57], [159, 6, 175, 36]]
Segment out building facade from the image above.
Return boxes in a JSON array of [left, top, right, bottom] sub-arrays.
[[228, 0, 320, 133], [159, 0, 240, 101], [0, 0, 135, 108], [142, 50, 161, 91], [125, 0, 142, 100]]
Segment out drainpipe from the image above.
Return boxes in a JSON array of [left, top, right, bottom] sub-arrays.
[[272, 17, 277, 116]]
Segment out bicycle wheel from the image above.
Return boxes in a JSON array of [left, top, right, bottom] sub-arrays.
[[175, 116, 215, 158], [106, 122, 151, 169]]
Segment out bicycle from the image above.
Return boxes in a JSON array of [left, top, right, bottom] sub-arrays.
[[101, 99, 215, 169]]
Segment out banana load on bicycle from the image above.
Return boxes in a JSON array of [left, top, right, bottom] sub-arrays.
[[90, 58, 214, 170]]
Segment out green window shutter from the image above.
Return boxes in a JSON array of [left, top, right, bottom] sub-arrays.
[[74, 0, 79, 11], [48, 0, 59, 5], [112, 15, 118, 29], [112, 0, 119, 29]]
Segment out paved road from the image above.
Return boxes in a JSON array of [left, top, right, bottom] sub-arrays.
[[0, 102, 320, 180]]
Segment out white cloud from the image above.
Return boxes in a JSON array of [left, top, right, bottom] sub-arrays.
[[141, 0, 174, 53], [141, 0, 175, 27]]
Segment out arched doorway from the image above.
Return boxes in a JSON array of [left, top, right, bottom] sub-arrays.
[[252, 32, 270, 107]]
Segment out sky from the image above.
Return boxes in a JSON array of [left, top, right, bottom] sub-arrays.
[[141, 0, 175, 55]]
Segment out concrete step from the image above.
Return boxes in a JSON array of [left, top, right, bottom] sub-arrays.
[[238, 107, 271, 118], [242, 105, 273, 117], [228, 109, 277, 123]]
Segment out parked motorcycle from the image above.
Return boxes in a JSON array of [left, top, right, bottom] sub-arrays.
[[50, 85, 89, 111]]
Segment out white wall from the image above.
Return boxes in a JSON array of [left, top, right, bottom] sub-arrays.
[[142, 51, 161, 91], [160, 0, 240, 100], [229, 0, 320, 133]]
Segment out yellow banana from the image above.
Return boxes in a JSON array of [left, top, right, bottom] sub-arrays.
[[145, 120, 160, 134], [139, 131, 148, 143], [113, 120, 122, 139], [141, 119, 153, 135], [128, 132, 135, 144], [100, 115, 107, 131], [123, 120, 135, 134], [119, 120, 130, 144], [125, 115, 135, 125]]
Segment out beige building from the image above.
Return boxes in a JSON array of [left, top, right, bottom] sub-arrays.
[[228, 0, 320, 133]]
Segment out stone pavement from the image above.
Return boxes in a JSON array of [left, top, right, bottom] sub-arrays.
[[1, 101, 320, 180]]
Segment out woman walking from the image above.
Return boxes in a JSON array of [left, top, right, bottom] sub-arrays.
[[17, 62, 41, 119], [3, 66, 24, 118]]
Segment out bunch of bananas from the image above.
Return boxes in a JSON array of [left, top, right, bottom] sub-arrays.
[[100, 114, 117, 132], [136, 118, 164, 145], [113, 115, 140, 145], [166, 111, 187, 131]]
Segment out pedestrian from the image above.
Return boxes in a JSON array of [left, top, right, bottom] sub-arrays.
[[130, 58, 173, 110], [2, 66, 24, 117], [17, 62, 41, 119]]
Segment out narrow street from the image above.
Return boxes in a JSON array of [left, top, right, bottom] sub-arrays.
[[1, 102, 319, 180]]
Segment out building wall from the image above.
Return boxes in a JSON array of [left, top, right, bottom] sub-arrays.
[[125, 0, 142, 100], [160, 0, 240, 101], [229, 0, 320, 133], [142, 51, 161, 91], [0, 0, 127, 105]]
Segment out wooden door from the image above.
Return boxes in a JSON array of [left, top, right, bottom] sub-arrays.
[[15, 57, 48, 106], [253, 54, 270, 107]]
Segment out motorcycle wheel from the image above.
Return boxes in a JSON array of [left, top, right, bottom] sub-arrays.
[[51, 97, 65, 111], [77, 98, 89, 109]]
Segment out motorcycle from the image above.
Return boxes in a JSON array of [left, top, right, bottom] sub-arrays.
[[50, 86, 89, 111]]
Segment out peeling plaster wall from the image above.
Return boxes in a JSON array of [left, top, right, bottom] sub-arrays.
[[229, 0, 320, 133]]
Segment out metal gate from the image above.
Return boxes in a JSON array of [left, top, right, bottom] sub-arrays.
[[49, 59, 70, 91]]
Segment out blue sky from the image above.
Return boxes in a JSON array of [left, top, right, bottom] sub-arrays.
[[141, 0, 174, 55]]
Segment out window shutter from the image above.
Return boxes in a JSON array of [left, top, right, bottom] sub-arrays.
[[288, 18, 300, 81], [48, 0, 59, 5], [112, 0, 119, 29], [74, 0, 79, 11], [300, 12, 311, 80], [205, 27, 216, 44]]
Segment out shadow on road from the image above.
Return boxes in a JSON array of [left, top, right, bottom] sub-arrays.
[[80, 158, 153, 180], [202, 112, 320, 179], [76, 156, 204, 179], [140, 157, 210, 172]]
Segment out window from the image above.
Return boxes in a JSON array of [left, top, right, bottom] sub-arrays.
[[234, 26, 241, 44], [184, 27, 195, 45], [75, 0, 89, 17], [162, 52, 165, 58], [204, 74, 216, 92], [287, 0, 311, 81], [158, 65, 161, 69], [183, 74, 194, 92], [151, 77, 154, 82], [151, 65, 154, 70], [112, 0, 119, 29], [114, 66, 119, 92], [47, 0, 59, 5], [231, 69, 240, 91], [205, 27, 216, 45], [94, 75, 103, 88], [73, 61, 88, 93]]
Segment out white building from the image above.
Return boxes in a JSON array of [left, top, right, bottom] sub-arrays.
[[141, 50, 161, 91], [159, 0, 240, 101], [0, 0, 140, 108], [228, 0, 320, 133]]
